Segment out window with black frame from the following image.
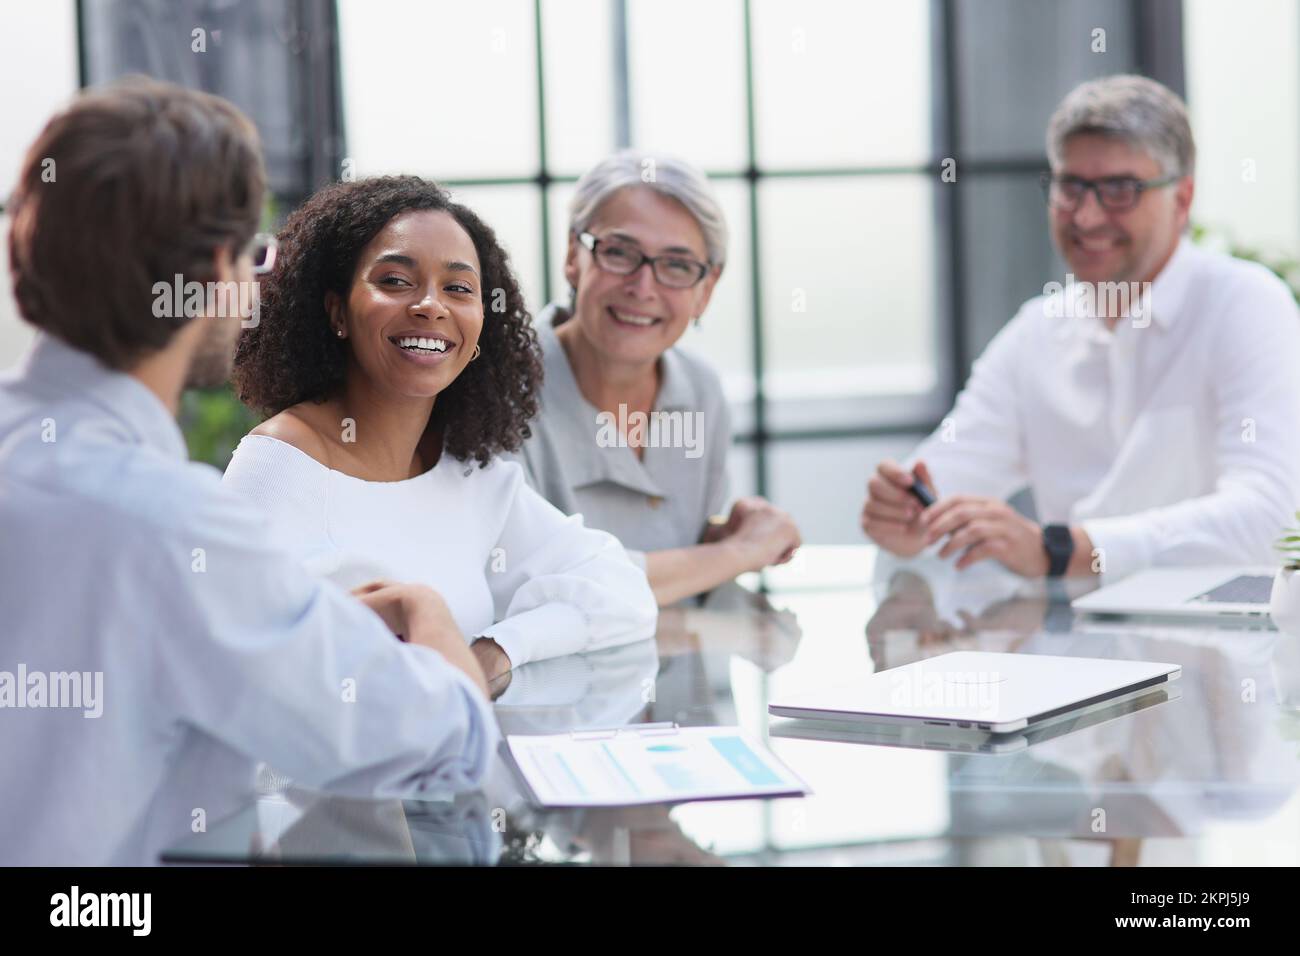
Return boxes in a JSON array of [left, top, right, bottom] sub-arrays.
[[23, 0, 1184, 543], [338, 0, 943, 543]]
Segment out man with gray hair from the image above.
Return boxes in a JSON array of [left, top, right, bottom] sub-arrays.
[[861, 74, 1300, 582]]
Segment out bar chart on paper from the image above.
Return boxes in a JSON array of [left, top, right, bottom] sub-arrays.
[[508, 725, 808, 808]]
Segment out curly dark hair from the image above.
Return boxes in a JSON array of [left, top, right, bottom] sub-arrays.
[[232, 175, 541, 467]]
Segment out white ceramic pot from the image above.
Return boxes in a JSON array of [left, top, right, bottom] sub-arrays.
[[1269, 568, 1300, 634]]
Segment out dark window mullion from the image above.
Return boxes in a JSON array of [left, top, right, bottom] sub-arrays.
[[74, 0, 88, 88], [937, 0, 968, 392], [534, 0, 552, 305], [611, 0, 631, 148], [741, 0, 768, 501]]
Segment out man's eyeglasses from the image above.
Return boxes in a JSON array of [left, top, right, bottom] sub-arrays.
[[1040, 173, 1179, 212], [577, 231, 710, 289], [247, 232, 278, 275]]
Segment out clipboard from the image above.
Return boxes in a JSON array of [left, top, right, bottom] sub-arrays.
[[505, 723, 810, 808]]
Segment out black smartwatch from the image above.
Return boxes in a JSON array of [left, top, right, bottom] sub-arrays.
[[1042, 524, 1074, 578]]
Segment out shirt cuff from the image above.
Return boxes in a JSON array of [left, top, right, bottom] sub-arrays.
[[480, 602, 589, 670], [402, 645, 502, 794], [1079, 514, 1155, 582]]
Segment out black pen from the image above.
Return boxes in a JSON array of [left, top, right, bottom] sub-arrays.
[[907, 477, 937, 508]]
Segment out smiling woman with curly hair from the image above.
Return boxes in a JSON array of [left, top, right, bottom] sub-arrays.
[[234, 175, 538, 466], [222, 176, 657, 685]]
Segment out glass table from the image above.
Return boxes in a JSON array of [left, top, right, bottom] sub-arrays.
[[164, 546, 1300, 866]]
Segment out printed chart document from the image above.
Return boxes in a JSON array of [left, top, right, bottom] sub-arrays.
[[507, 724, 808, 807]]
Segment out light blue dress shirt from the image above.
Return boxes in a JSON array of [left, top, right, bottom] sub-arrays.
[[0, 334, 499, 865]]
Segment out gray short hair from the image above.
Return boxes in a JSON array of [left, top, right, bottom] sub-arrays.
[[1047, 74, 1195, 178], [568, 150, 729, 267]]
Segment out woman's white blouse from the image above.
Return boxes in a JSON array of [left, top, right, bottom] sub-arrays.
[[222, 435, 657, 668]]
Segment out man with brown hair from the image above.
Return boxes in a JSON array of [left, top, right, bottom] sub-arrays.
[[0, 78, 497, 865]]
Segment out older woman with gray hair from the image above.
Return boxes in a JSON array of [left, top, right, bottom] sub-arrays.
[[515, 150, 800, 605]]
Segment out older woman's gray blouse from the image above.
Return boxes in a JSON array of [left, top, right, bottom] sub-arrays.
[[511, 303, 732, 567]]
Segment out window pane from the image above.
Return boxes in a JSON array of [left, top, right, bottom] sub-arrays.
[[758, 176, 938, 421], [542, 0, 615, 176], [675, 180, 753, 405], [727, 441, 758, 501], [0, 0, 78, 196], [82, 0, 316, 199], [767, 435, 924, 544], [959, 172, 1059, 363], [1, 2, 76, 370], [954, 0, 1135, 162], [338, 0, 538, 180], [1185, 0, 1300, 251], [751, 0, 930, 169], [546, 181, 577, 313], [627, 0, 747, 171], [446, 184, 544, 319]]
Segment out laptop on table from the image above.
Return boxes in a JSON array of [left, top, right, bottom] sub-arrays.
[[1070, 566, 1276, 620], [767, 651, 1181, 735]]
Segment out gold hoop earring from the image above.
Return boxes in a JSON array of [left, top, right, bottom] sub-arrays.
[[471, 344, 481, 360]]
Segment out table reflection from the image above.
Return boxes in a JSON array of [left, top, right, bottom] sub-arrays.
[[164, 546, 1300, 866]]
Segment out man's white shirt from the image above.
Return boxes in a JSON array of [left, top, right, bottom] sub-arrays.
[[911, 238, 1300, 580]]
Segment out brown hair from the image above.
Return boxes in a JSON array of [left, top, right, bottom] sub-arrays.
[[7, 76, 266, 370]]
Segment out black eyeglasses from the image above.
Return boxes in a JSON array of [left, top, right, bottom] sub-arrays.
[[1040, 172, 1179, 212], [577, 231, 710, 289]]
